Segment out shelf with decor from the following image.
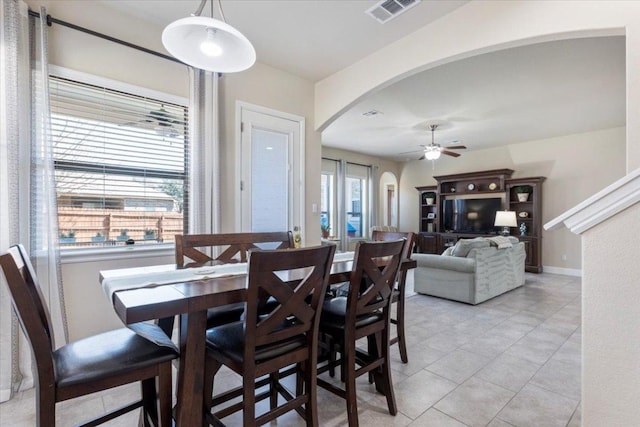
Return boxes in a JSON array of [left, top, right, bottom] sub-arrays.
[[505, 177, 545, 273], [416, 185, 438, 253], [415, 169, 545, 273]]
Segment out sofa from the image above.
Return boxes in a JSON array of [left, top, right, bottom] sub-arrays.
[[413, 236, 526, 305]]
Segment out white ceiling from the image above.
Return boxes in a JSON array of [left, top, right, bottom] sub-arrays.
[[323, 36, 626, 161], [98, 0, 468, 82], [97, 1, 626, 161]]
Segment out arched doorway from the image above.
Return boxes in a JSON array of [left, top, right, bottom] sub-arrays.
[[379, 171, 398, 229]]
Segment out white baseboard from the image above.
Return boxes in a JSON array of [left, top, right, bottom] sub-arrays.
[[542, 265, 582, 277]]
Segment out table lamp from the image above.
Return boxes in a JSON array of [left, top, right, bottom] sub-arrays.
[[494, 211, 517, 236]]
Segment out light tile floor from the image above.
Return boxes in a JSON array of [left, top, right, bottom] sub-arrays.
[[0, 272, 581, 426]]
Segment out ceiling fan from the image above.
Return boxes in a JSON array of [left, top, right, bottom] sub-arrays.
[[418, 124, 466, 160], [120, 105, 185, 138]]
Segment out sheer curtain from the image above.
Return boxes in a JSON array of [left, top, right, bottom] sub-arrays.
[[188, 68, 220, 236], [0, 2, 68, 402]]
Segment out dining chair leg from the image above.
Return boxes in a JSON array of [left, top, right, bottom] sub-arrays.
[[395, 294, 409, 363], [304, 358, 319, 427], [141, 378, 158, 427], [368, 332, 383, 384], [375, 334, 397, 416], [396, 275, 408, 363], [203, 359, 222, 413], [242, 374, 257, 426], [158, 362, 173, 427], [36, 385, 55, 427], [269, 371, 279, 410], [327, 336, 337, 378], [296, 363, 304, 396], [344, 341, 359, 427]]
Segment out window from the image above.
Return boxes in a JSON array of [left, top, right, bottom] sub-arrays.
[[49, 75, 188, 249], [320, 158, 372, 251], [321, 159, 338, 237], [345, 162, 370, 240]]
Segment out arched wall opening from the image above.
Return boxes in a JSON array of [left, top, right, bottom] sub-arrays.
[[378, 171, 398, 229], [315, 1, 638, 170]]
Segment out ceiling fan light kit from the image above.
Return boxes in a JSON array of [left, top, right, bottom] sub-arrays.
[[420, 124, 466, 161], [162, 0, 256, 73], [424, 145, 441, 160]]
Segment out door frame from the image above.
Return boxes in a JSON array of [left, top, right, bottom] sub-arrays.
[[234, 101, 306, 240]]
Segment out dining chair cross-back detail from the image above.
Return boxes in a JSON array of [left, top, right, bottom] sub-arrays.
[[175, 231, 294, 268], [202, 244, 336, 426], [371, 230, 416, 363], [317, 239, 406, 427], [172, 231, 295, 332], [0, 245, 178, 427]]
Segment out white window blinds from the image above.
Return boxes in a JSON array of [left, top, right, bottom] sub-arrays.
[[49, 76, 188, 248]]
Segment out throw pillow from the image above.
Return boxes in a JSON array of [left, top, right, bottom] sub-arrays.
[[451, 238, 490, 257]]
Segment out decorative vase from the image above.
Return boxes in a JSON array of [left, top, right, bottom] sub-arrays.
[[517, 193, 530, 202], [426, 198, 434, 205], [321, 231, 329, 239]]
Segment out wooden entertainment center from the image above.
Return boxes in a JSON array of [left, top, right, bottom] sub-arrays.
[[416, 168, 545, 273]]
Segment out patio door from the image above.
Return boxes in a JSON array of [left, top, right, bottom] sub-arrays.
[[237, 103, 305, 239]]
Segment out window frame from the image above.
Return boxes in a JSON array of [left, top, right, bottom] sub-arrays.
[[49, 66, 189, 262]]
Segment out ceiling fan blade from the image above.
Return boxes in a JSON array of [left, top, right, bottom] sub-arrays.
[[441, 150, 461, 158], [397, 149, 425, 156], [445, 145, 467, 150]]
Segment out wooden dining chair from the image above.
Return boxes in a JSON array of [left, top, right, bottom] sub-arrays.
[[172, 231, 296, 332], [202, 244, 336, 426], [317, 239, 406, 427], [175, 231, 294, 268], [371, 230, 416, 363], [0, 244, 178, 427]]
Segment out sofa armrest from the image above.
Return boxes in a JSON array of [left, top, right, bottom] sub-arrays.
[[412, 253, 475, 273]]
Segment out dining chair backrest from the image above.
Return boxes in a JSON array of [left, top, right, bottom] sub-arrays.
[[347, 239, 406, 319], [244, 245, 336, 353], [0, 245, 56, 376], [2, 245, 179, 426], [371, 230, 415, 260], [175, 231, 294, 268]]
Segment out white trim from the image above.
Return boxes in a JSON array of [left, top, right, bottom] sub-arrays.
[[59, 244, 174, 264], [542, 265, 582, 277], [48, 65, 188, 106], [544, 168, 640, 235], [234, 101, 306, 240]]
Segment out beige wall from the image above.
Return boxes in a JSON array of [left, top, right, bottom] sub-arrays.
[[24, 0, 321, 340], [29, 0, 189, 98], [218, 63, 321, 243], [582, 202, 640, 424], [399, 127, 626, 272]]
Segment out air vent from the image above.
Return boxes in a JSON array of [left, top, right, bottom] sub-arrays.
[[365, 0, 421, 24]]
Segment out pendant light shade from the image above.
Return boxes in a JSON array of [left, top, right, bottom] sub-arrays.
[[162, 16, 256, 73]]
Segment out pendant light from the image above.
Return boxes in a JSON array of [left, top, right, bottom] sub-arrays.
[[162, 0, 256, 73]]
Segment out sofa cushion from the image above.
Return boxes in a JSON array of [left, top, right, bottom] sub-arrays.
[[451, 238, 490, 257], [486, 236, 519, 249]]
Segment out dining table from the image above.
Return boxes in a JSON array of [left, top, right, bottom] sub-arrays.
[[99, 253, 416, 427]]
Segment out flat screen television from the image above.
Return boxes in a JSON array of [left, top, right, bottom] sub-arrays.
[[442, 197, 503, 234]]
